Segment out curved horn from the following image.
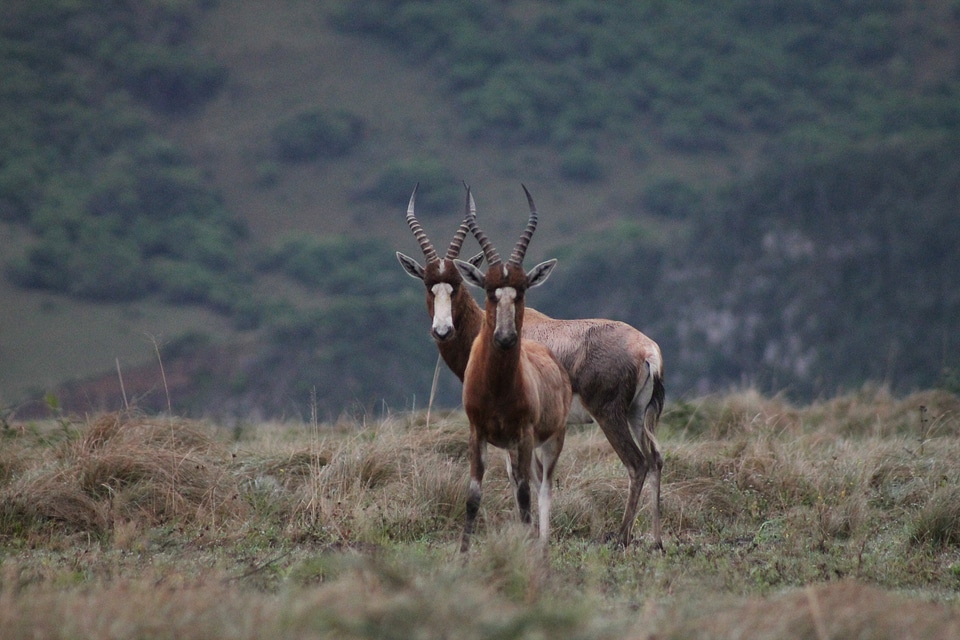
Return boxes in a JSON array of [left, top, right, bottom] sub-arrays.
[[446, 189, 471, 260], [508, 184, 538, 267], [405, 183, 439, 263], [464, 184, 501, 267]]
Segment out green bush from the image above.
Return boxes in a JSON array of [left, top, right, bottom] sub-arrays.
[[641, 179, 702, 219], [153, 260, 218, 305], [683, 134, 960, 395], [333, 0, 952, 161], [660, 108, 729, 152], [272, 108, 364, 162], [558, 146, 604, 182], [2, 1, 248, 313], [6, 233, 72, 293], [112, 44, 227, 114], [360, 159, 458, 215], [260, 234, 406, 296], [255, 291, 438, 414]]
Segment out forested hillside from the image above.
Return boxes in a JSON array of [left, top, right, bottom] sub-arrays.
[[2, 0, 958, 418]]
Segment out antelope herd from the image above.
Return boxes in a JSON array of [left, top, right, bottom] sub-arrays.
[[397, 183, 664, 552]]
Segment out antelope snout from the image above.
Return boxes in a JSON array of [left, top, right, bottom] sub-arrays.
[[493, 330, 518, 350], [432, 325, 455, 342]]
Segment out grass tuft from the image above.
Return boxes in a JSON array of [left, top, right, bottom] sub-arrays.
[[2, 390, 960, 637]]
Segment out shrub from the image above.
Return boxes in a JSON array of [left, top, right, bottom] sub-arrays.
[[558, 145, 604, 182], [660, 108, 729, 153], [272, 108, 365, 162], [360, 159, 459, 215], [641, 179, 703, 219], [260, 234, 406, 296], [67, 225, 151, 301], [9, 223, 151, 301], [912, 485, 960, 547], [6, 234, 72, 292], [113, 44, 227, 114], [153, 260, 218, 305]]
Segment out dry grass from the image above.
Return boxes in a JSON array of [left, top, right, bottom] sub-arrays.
[[667, 579, 960, 640], [1, 413, 247, 544], [1, 388, 959, 638]]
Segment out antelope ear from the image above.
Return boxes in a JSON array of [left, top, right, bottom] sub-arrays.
[[526, 259, 557, 289], [454, 258, 486, 289], [467, 251, 484, 269], [396, 252, 425, 280]]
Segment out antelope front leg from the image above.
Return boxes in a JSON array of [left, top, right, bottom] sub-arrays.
[[461, 432, 487, 553], [505, 449, 533, 524], [515, 434, 534, 527]]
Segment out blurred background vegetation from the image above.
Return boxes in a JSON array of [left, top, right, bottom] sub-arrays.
[[1, 0, 958, 418]]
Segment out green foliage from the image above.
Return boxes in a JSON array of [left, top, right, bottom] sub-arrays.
[[260, 234, 407, 296], [152, 260, 219, 305], [641, 178, 703, 219], [247, 232, 454, 414], [360, 159, 459, 215], [558, 145, 604, 182], [333, 0, 952, 163], [272, 108, 365, 162], [5, 0, 960, 414], [940, 369, 960, 396], [680, 134, 960, 396], [535, 219, 669, 323], [0, 0, 249, 311], [253, 291, 438, 417], [536, 132, 960, 398], [111, 43, 227, 114]]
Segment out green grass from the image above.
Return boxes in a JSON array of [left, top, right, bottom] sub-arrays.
[[1, 388, 960, 638]]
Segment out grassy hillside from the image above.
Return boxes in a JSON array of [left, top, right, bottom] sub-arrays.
[[2, 0, 959, 418], [2, 390, 960, 637]]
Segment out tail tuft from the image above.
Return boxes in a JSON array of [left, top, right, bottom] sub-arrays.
[[650, 370, 665, 422]]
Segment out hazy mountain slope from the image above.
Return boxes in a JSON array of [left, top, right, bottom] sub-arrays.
[[3, 0, 959, 418]]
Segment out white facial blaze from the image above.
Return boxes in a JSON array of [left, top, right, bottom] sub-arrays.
[[494, 287, 518, 345], [431, 283, 454, 338]]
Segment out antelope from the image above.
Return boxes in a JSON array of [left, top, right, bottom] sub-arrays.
[[453, 186, 571, 552], [396, 184, 484, 382], [397, 185, 665, 549]]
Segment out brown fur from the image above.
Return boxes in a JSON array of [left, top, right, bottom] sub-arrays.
[[400, 186, 664, 548], [523, 309, 664, 548], [421, 259, 483, 382], [459, 262, 572, 553]]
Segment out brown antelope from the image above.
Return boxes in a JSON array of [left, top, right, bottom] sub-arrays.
[[396, 184, 484, 382], [453, 185, 571, 552], [398, 185, 665, 549]]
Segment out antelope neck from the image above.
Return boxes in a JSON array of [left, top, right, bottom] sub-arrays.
[[435, 280, 483, 382]]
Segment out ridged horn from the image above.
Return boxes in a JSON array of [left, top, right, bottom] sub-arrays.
[[405, 183, 438, 263], [464, 184, 501, 267], [446, 189, 471, 260], [508, 184, 538, 267]]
